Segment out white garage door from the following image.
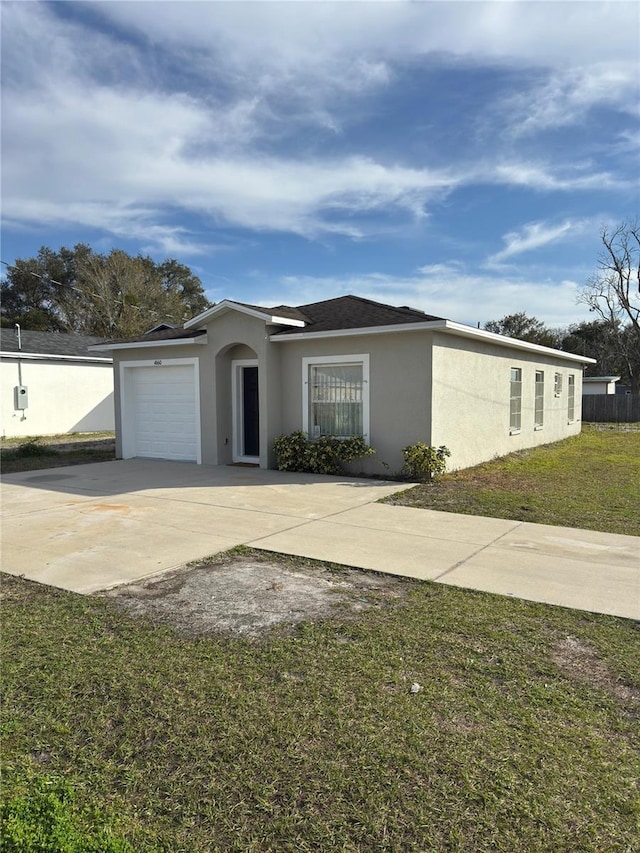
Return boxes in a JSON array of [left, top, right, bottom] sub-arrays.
[[124, 363, 199, 462]]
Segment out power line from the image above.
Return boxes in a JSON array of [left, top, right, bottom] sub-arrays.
[[0, 259, 151, 314]]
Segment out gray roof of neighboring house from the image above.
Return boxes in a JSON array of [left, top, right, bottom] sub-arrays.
[[0, 328, 109, 357]]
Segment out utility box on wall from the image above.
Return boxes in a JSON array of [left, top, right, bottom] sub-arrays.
[[14, 385, 28, 410]]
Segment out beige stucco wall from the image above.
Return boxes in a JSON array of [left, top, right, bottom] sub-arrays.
[[430, 333, 584, 471], [109, 318, 588, 474], [276, 330, 434, 475], [1, 357, 114, 438], [112, 311, 283, 467]]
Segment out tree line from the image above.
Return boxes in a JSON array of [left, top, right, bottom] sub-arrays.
[[1, 224, 638, 389], [1, 244, 211, 339], [486, 223, 639, 393]]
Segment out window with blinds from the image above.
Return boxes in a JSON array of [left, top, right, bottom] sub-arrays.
[[309, 363, 363, 437], [510, 367, 522, 432], [568, 374, 576, 421], [535, 370, 544, 428]]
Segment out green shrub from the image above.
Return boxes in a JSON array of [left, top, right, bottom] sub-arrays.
[[0, 776, 133, 853], [272, 431, 309, 472], [273, 432, 375, 475], [401, 442, 451, 481]]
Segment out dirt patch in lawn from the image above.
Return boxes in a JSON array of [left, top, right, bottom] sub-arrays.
[[102, 550, 412, 638], [552, 635, 640, 709]]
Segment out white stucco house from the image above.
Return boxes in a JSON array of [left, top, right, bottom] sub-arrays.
[[582, 376, 620, 395], [91, 295, 596, 473], [1, 328, 115, 438]]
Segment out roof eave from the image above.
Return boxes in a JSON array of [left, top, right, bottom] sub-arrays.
[[184, 300, 305, 330], [437, 321, 598, 364], [1, 350, 113, 363], [271, 318, 598, 364], [89, 336, 208, 353], [270, 320, 442, 341]]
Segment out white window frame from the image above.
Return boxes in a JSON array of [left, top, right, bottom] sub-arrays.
[[510, 367, 522, 434], [567, 374, 576, 422], [231, 359, 260, 463], [554, 372, 563, 397], [302, 354, 370, 441], [534, 370, 544, 429]]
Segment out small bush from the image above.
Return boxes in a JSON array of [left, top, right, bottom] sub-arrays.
[[401, 442, 451, 481], [273, 432, 375, 475], [272, 431, 309, 472], [0, 775, 133, 853]]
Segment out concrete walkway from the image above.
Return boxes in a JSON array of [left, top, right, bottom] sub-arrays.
[[1, 460, 638, 619]]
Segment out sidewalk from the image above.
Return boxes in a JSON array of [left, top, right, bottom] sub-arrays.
[[1, 460, 638, 619], [249, 502, 640, 620]]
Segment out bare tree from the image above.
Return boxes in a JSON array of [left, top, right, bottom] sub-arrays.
[[580, 223, 640, 392]]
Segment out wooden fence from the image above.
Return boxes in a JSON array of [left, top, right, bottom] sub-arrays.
[[582, 394, 640, 423]]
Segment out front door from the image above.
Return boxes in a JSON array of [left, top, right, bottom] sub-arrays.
[[232, 360, 259, 462]]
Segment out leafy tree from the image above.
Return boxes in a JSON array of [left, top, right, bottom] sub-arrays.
[[578, 222, 640, 392], [561, 320, 622, 377], [484, 312, 561, 348], [1, 245, 211, 339]]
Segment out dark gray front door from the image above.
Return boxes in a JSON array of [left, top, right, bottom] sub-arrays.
[[242, 365, 259, 457]]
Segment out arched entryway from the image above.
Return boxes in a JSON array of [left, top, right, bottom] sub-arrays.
[[215, 342, 260, 465]]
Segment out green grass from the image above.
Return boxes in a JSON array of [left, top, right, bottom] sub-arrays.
[[384, 427, 640, 536], [2, 565, 639, 853]]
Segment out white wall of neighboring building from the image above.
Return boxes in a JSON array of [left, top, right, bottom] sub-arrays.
[[1, 356, 114, 438], [582, 378, 618, 395]]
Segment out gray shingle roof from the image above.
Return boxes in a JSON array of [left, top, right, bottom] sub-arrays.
[[0, 329, 109, 357], [271, 295, 443, 335]]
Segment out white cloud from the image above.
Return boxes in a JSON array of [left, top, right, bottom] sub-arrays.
[[504, 63, 639, 137], [490, 163, 622, 192], [267, 262, 592, 329], [2, 1, 636, 252], [94, 1, 640, 72], [487, 218, 593, 265]]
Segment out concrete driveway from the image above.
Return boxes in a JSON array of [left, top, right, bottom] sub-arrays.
[[1, 459, 638, 619]]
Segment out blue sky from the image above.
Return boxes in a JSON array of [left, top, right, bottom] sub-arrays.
[[2, 0, 638, 327]]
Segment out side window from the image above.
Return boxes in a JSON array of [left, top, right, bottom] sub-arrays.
[[510, 367, 522, 432], [303, 355, 370, 440], [535, 370, 544, 428], [568, 374, 576, 421], [554, 372, 563, 397]]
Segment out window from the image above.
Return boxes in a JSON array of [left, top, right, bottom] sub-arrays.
[[554, 372, 563, 397], [568, 374, 576, 421], [510, 367, 522, 432], [302, 355, 369, 439], [535, 370, 544, 428]]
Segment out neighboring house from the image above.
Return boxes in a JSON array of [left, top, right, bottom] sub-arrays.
[[1, 328, 115, 438], [91, 295, 596, 472], [583, 376, 620, 395]]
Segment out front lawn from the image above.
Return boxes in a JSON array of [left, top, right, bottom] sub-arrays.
[[2, 562, 638, 852], [384, 426, 640, 536]]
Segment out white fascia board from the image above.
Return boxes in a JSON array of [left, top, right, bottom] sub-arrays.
[[184, 300, 305, 330], [268, 315, 305, 327], [1, 351, 112, 364], [436, 321, 598, 365], [271, 319, 597, 365], [270, 320, 440, 342], [89, 336, 207, 353]]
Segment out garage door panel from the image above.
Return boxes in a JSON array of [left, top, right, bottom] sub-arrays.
[[124, 363, 199, 462]]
